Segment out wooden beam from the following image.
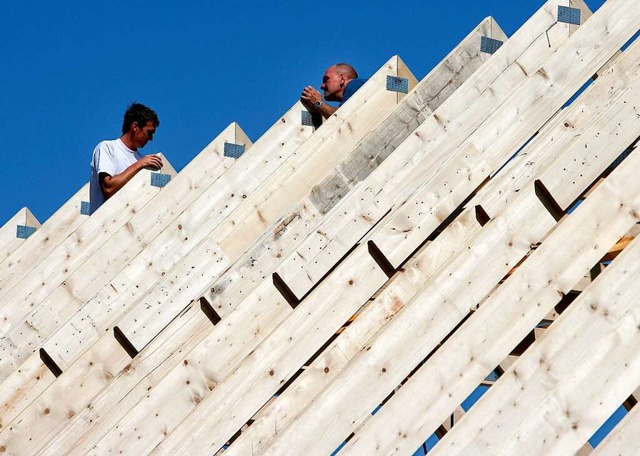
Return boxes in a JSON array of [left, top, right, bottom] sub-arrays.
[[0, 123, 253, 379], [109, 56, 415, 356], [0, 183, 89, 293], [276, 0, 584, 300], [25, 25, 510, 456], [0, 154, 178, 379], [232, 46, 640, 453], [154, 10, 635, 453], [0, 207, 40, 263], [0, 56, 410, 448], [336, 91, 640, 456], [435, 232, 640, 455]]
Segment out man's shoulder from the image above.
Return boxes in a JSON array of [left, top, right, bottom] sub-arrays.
[[341, 78, 368, 105], [93, 138, 120, 153], [349, 78, 367, 88]]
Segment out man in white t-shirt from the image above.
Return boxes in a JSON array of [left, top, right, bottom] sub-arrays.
[[89, 103, 163, 214]]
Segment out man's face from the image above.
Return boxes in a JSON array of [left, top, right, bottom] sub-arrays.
[[132, 121, 156, 149], [320, 66, 346, 102]]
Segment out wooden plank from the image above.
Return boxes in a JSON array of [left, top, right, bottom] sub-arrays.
[[0, 183, 89, 296], [147, 14, 634, 451], [275, 0, 588, 299], [0, 207, 40, 263], [145, 246, 388, 455], [0, 105, 311, 442], [109, 56, 415, 355], [367, 0, 636, 269], [239, 56, 640, 456], [591, 401, 640, 455], [433, 236, 640, 455], [0, 154, 178, 378], [0, 302, 211, 455], [35, 122, 254, 372], [0, 122, 251, 397], [0, 58, 409, 452], [16, 27, 500, 452], [258, 14, 640, 453], [187, 16, 502, 342], [8, 28, 496, 454], [77, 4, 604, 452], [336, 94, 640, 456]]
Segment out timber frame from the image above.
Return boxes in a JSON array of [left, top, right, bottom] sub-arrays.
[[0, 1, 639, 455]]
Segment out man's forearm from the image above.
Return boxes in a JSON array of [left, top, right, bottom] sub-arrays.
[[100, 161, 143, 198], [316, 103, 337, 119]]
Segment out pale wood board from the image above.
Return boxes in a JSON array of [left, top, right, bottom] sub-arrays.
[[0, 153, 180, 378], [276, 0, 584, 298], [30, 25, 508, 456], [339, 90, 640, 456], [0, 183, 89, 294], [20, 28, 498, 454], [111, 56, 415, 353], [258, 6, 640, 451], [0, 207, 40, 264], [225, 38, 639, 455], [0, 57, 406, 452], [433, 232, 640, 455]]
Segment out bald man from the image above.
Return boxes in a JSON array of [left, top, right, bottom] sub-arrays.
[[301, 63, 367, 119]]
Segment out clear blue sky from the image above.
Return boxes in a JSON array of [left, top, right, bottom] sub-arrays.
[[0, 0, 605, 224]]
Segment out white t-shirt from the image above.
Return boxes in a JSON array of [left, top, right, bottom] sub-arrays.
[[89, 138, 142, 214]]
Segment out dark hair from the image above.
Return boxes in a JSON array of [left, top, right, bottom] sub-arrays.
[[122, 102, 159, 134]]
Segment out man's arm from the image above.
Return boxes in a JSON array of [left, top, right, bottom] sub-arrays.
[[100, 154, 163, 199], [301, 86, 337, 119]]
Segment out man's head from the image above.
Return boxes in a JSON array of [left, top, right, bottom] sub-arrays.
[[320, 63, 358, 102], [122, 103, 159, 150]]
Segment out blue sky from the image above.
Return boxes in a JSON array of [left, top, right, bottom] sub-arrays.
[[0, 0, 605, 224]]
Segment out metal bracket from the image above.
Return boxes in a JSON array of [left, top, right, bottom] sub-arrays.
[[481, 36, 504, 54], [150, 172, 172, 188], [386, 75, 409, 94], [80, 201, 91, 215], [16, 225, 37, 239], [301, 110, 314, 127], [558, 6, 581, 25], [223, 142, 246, 159]]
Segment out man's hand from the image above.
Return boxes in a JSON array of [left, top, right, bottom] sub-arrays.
[[138, 154, 163, 171], [300, 86, 323, 106], [300, 86, 337, 120], [100, 154, 164, 199]]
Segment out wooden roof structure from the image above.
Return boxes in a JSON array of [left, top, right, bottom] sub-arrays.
[[0, 0, 639, 454]]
